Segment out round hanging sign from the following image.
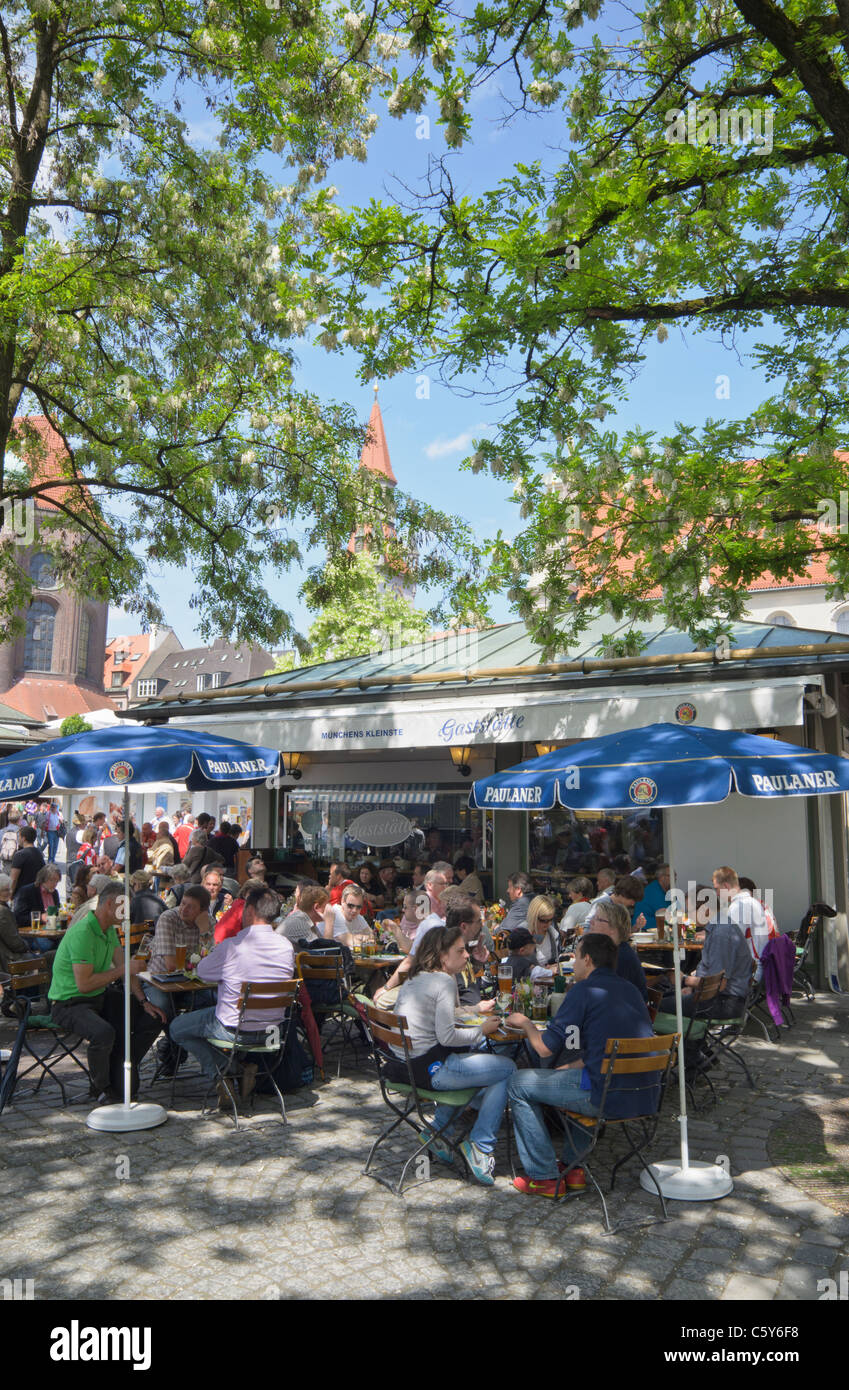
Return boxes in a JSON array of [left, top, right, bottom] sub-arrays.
[[346, 810, 412, 847]]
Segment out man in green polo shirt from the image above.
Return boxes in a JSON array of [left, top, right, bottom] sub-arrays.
[[50, 880, 167, 1102]]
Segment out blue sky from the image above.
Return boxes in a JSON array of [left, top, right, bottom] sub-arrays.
[[109, 49, 774, 649]]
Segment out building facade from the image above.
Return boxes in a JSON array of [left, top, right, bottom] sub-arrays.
[[0, 417, 111, 721]]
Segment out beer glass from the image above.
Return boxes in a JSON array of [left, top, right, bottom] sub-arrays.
[[496, 963, 512, 1010], [175, 944, 187, 970]]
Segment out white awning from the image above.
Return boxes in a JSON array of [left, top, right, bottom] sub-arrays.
[[171, 675, 816, 753], [289, 784, 438, 805]]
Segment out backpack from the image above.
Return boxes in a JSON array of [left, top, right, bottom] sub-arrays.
[[0, 829, 18, 861]]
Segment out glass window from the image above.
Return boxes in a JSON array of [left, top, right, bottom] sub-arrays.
[[280, 789, 489, 885], [835, 609, 849, 635], [767, 611, 796, 627], [137, 679, 158, 697], [528, 807, 664, 888], [111, 671, 125, 687], [30, 551, 57, 589], [76, 610, 90, 676], [23, 600, 55, 671]]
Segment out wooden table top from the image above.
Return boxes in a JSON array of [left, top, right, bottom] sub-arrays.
[[140, 971, 212, 994], [634, 938, 703, 952], [352, 954, 404, 970], [19, 926, 67, 939]]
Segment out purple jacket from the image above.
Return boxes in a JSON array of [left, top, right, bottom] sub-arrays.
[[760, 934, 795, 1026]]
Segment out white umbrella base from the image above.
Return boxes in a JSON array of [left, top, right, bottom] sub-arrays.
[[85, 1101, 168, 1133], [639, 1159, 734, 1201]]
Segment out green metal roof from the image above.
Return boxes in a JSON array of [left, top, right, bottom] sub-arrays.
[[126, 616, 849, 717]]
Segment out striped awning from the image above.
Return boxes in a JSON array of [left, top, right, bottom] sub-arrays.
[[291, 784, 439, 806]]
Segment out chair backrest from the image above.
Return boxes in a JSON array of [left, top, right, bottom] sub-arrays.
[[236, 979, 300, 1011], [296, 950, 346, 984], [361, 998, 408, 1052], [598, 1034, 678, 1117], [692, 971, 725, 1010], [9, 957, 51, 993], [117, 925, 148, 950], [492, 931, 509, 956], [646, 986, 663, 1023]]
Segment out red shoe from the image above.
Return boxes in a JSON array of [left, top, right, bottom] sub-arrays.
[[556, 1163, 587, 1192], [512, 1175, 564, 1199]]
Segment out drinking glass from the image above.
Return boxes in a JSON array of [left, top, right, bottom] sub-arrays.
[[497, 963, 513, 1010], [30, 911, 41, 930], [175, 944, 187, 970]]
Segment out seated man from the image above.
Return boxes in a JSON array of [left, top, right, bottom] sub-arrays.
[[170, 887, 295, 1107], [659, 905, 753, 1021], [276, 883, 328, 945], [585, 898, 648, 1001], [377, 902, 491, 1007], [141, 885, 213, 1075], [48, 881, 167, 1102], [505, 933, 658, 1198], [322, 883, 374, 950]]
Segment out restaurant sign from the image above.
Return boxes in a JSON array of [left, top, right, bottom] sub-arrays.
[[347, 810, 413, 847]]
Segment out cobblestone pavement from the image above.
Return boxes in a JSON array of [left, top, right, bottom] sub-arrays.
[[2, 990, 848, 1302]]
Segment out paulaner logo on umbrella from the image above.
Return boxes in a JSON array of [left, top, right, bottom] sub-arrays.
[[629, 776, 658, 805], [108, 761, 134, 784], [675, 702, 697, 724]]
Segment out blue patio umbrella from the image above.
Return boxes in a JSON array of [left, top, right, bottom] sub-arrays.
[[470, 722, 849, 811], [0, 724, 281, 1133], [471, 721, 849, 1206]]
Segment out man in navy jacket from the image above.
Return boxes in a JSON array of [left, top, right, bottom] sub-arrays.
[[506, 933, 658, 1198]]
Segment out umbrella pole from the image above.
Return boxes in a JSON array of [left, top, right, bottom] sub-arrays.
[[123, 786, 131, 1108], [86, 786, 167, 1132], [639, 876, 733, 1203], [671, 905, 690, 1171]]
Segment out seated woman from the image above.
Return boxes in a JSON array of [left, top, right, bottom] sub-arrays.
[[68, 872, 115, 928], [559, 877, 594, 942], [356, 861, 384, 914], [14, 864, 62, 943], [391, 924, 516, 1186], [148, 824, 175, 892], [382, 889, 427, 954], [526, 895, 561, 974]]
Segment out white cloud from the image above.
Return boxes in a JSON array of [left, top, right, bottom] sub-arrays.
[[423, 423, 490, 459]]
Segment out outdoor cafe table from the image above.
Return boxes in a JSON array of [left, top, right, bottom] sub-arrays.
[[19, 926, 67, 942], [351, 951, 403, 998], [138, 972, 213, 994]]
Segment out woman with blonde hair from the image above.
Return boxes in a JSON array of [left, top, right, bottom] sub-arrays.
[[526, 895, 560, 970]]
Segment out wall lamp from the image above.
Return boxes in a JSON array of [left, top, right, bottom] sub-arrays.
[[449, 745, 472, 777]]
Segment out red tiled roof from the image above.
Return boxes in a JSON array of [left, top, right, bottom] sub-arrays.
[[1, 679, 117, 722], [359, 390, 397, 485], [104, 634, 151, 688], [10, 415, 95, 517]]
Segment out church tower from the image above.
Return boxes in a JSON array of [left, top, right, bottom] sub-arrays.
[[349, 385, 415, 602]]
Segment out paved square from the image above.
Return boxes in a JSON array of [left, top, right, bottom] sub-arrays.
[[2, 993, 848, 1301]]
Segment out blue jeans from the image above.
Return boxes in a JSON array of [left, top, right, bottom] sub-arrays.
[[46, 831, 59, 862], [169, 1006, 268, 1081], [429, 1051, 516, 1154], [508, 1067, 599, 1179]]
